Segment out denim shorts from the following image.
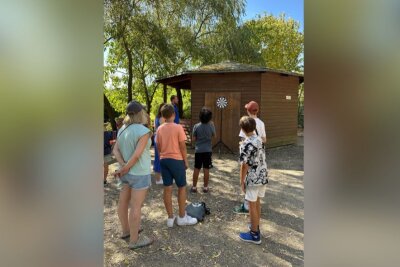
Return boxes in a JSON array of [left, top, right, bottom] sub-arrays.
[[160, 158, 186, 187], [120, 173, 151, 190]]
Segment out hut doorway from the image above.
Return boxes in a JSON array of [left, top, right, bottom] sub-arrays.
[[205, 92, 241, 153]]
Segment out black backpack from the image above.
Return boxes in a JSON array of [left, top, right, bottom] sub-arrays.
[[185, 202, 211, 222]]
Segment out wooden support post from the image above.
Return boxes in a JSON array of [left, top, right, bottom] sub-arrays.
[[176, 87, 183, 119]]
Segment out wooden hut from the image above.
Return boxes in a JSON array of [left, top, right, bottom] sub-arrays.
[[156, 61, 304, 152]]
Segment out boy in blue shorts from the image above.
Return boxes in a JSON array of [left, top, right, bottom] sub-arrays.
[[156, 104, 198, 227], [191, 107, 215, 193], [238, 116, 268, 244]]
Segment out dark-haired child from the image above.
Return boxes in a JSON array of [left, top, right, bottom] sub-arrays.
[[191, 107, 216, 193]]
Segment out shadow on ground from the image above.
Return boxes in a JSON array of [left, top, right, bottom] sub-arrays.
[[104, 145, 304, 267]]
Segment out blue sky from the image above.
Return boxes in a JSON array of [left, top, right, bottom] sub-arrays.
[[243, 0, 304, 32]]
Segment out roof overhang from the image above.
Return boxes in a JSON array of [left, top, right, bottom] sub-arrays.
[[156, 73, 192, 89], [156, 68, 304, 88]]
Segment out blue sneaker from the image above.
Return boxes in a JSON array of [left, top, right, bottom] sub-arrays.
[[239, 230, 261, 244]]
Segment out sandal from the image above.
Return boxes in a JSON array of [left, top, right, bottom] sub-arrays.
[[120, 227, 143, 239], [202, 187, 209, 193], [120, 233, 130, 240], [190, 187, 198, 193]]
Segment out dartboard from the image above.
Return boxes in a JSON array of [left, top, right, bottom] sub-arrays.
[[216, 97, 228, 109]]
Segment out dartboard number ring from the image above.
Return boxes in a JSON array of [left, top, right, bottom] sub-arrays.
[[216, 97, 228, 109]]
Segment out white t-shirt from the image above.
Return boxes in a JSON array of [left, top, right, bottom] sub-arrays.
[[239, 117, 266, 140]]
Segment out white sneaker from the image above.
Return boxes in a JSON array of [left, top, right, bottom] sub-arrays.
[[167, 215, 176, 228], [176, 214, 198, 226], [155, 178, 164, 185]]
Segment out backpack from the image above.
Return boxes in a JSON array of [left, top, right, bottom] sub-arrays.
[[185, 202, 211, 222]]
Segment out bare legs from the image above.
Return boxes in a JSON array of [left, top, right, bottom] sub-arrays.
[[163, 185, 173, 218], [164, 185, 187, 218], [192, 168, 209, 188], [103, 162, 109, 183], [118, 185, 131, 235], [118, 185, 148, 243], [248, 198, 261, 232], [203, 168, 209, 188], [177, 187, 187, 218], [192, 168, 200, 187], [256, 198, 261, 226], [129, 188, 148, 243]]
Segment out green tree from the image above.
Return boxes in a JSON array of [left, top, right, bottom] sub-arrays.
[[104, 0, 245, 119], [245, 13, 304, 72], [244, 13, 304, 130], [104, 4, 304, 125]]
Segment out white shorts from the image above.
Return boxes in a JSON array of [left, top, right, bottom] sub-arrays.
[[245, 185, 267, 202]]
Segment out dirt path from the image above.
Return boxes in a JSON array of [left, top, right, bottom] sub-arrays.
[[104, 144, 304, 267]]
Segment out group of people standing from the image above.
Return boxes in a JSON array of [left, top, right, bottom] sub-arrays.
[[105, 96, 268, 249]]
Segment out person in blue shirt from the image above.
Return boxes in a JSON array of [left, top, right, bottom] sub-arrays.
[[153, 103, 166, 185], [170, 95, 180, 124]]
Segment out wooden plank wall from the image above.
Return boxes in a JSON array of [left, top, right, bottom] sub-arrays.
[[191, 73, 261, 152], [260, 72, 299, 147], [204, 92, 241, 152]]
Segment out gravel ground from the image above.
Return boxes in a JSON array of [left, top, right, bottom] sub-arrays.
[[104, 142, 304, 267]]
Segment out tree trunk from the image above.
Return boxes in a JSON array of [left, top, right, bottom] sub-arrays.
[[145, 98, 151, 117], [123, 38, 133, 103], [104, 93, 119, 130], [176, 88, 183, 119], [140, 76, 152, 117], [163, 84, 167, 103]]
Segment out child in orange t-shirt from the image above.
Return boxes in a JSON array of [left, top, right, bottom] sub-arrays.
[[156, 104, 198, 227]]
